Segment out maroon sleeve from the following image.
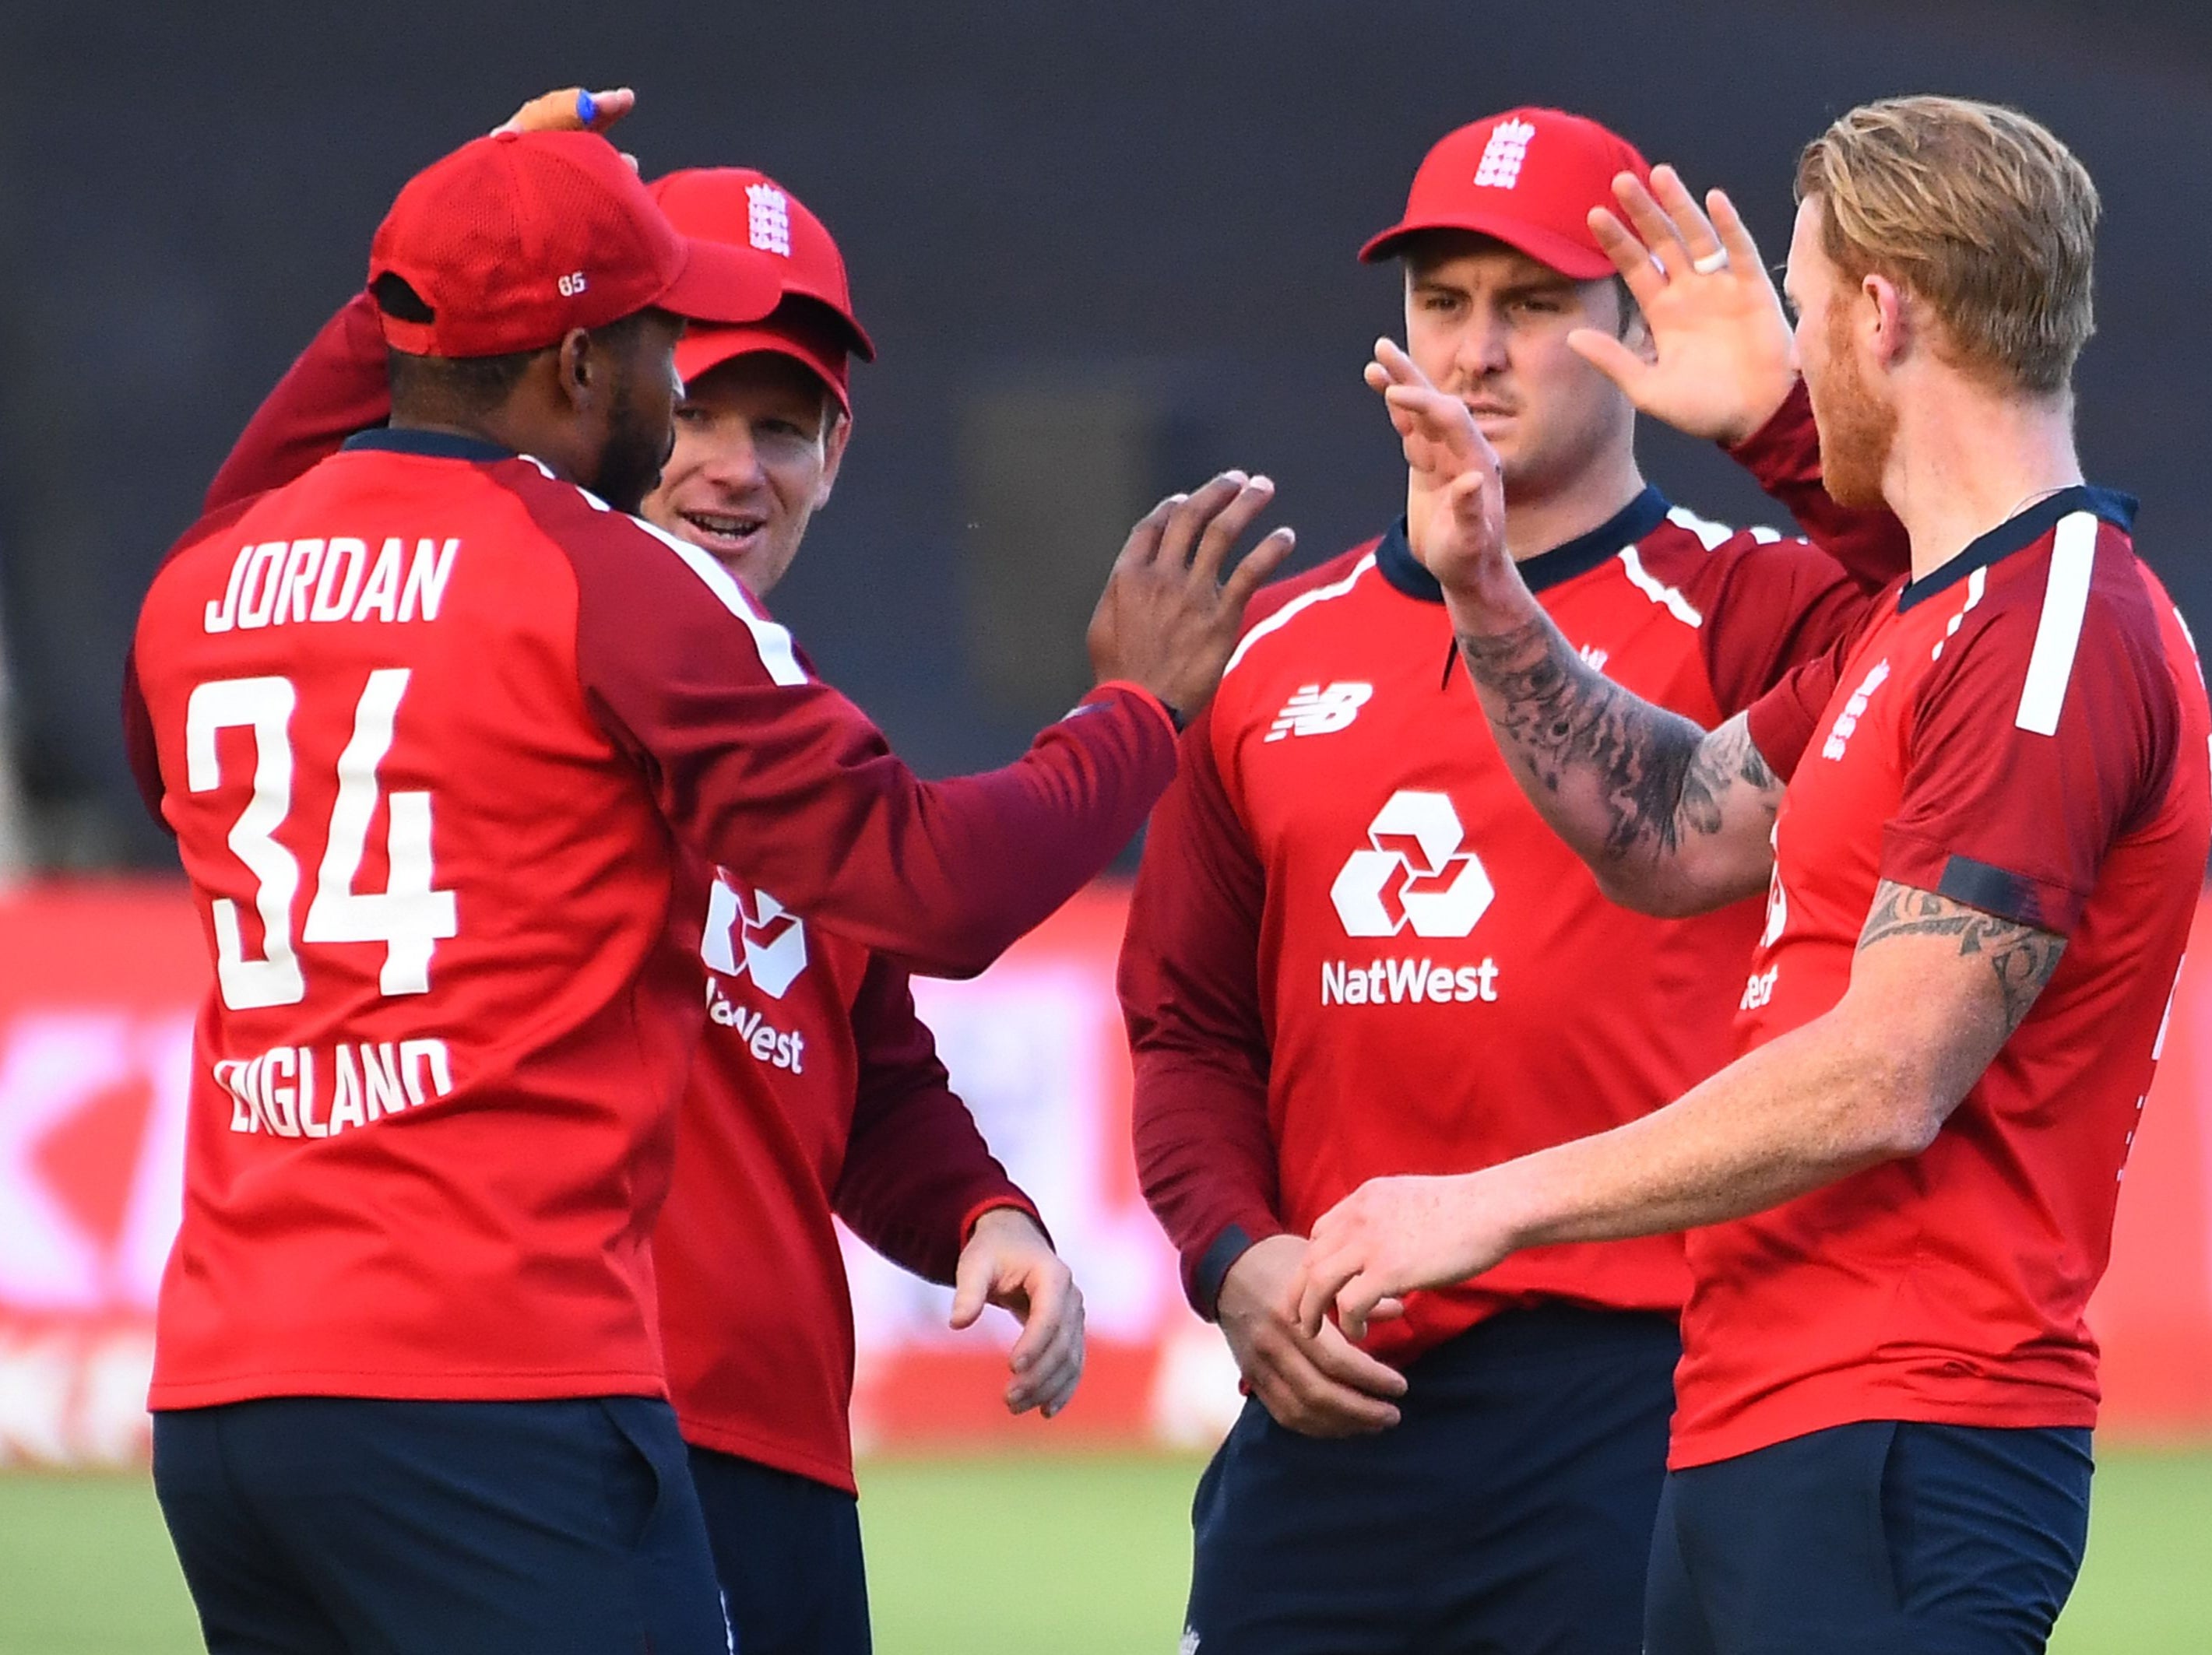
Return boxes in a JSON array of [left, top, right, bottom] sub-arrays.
[[1687, 534, 1889, 716], [1725, 380, 1911, 592], [1744, 623, 1859, 783], [831, 954, 1043, 1286], [547, 476, 1178, 979], [1119, 703, 1285, 1317], [204, 291, 392, 514], [1879, 570, 2178, 935]]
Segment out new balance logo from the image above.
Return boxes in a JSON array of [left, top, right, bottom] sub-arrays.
[[1266, 681, 1373, 742], [1820, 659, 1890, 761], [1473, 119, 1536, 188], [1330, 791, 1494, 937], [747, 183, 793, 256], [701, 873, 808, 997]]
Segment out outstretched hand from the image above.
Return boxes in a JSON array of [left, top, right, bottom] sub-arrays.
[[1567, 165, 1798, 446], [1364, 339, 1507, 598], [1293, 1173, 1519, 1343], [1086, 472, 1296, 722]]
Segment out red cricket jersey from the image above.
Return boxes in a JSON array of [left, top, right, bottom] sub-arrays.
[[1123, 395, 1910, 1366], [125, 430, 1173, 1409], [656, 862, 1041, 1492], [1675, 487, 2211, 1467], [198, 289, 1057, 1485]]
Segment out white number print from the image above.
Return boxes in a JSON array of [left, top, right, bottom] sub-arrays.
[[187, 677, 304, 1010], [185, 670, 457, 1010]]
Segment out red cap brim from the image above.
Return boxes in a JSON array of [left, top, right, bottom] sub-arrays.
[[676, 323, 852, 416], [1358, 213, 1619, 281], [656, 237, 783, 326]]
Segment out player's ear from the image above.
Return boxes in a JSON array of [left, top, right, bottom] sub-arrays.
[[815, 406, 853, 509], [554, 327, 597, 410], [1862, 274, 1909, 370]]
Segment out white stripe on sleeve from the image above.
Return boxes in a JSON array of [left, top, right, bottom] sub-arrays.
[[2013, 511, 2100, 736], [1225, 554, 1377, 675], [628, 512, 810, 688]]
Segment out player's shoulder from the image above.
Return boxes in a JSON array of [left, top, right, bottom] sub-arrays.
[[1632, 498, 1837, 594], [1241, 539, 1384, 629], [498, 457, 811, 689], [1929, 490, 2182, 722]]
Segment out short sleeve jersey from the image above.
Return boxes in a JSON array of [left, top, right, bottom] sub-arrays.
[[1674, 488, 2212, 1467], [125, 429, 1173, 1409], [1125, 486, 1881, 1365]]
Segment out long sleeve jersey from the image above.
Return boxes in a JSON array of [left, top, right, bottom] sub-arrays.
[[130, 398, 1165, 1407], [1120, 393, 1909, 1368]]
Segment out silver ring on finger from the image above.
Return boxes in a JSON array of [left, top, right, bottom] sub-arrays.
[[1691, 248, 1730, 276]]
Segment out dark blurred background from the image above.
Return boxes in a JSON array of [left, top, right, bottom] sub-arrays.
[[4, 0, 2208, 870]]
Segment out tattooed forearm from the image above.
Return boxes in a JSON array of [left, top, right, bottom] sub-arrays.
[[1856, 880, 2066, 1034], [1454, 617, 1778, 861]]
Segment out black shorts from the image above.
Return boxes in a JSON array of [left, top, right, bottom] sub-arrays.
[[152, 1394, 730, 1655], [1183, 1304, 1680, 1655], [1646, 1419, 2094, 1655], [688, 1446, 871, 1655]]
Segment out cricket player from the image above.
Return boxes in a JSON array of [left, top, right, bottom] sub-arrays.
[[1120, 107, 1906, 1654], [204, 94, 1091, 1654], [1301, 96, 2210, 1654], [127, 127, 1286, 1653]]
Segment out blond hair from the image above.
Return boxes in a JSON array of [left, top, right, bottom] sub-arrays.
[[1795, 96, 2098, 395]]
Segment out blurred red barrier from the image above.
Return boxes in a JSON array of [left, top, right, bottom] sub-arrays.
[[0, 880, 2206, 1465]]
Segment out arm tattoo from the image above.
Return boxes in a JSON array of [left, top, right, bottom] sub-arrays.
[[1454, 617, 1779, 859], [1856, 879, 2066, 1034]]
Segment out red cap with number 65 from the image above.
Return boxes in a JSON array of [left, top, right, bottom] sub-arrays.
[[1359, 108, 1651, 280], [367, 129, 782, 357]]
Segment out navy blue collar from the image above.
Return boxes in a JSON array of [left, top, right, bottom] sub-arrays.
[[1897, 485, 2136, 611], [342, 427, 516, 463], [1374, 485, 1672, 604]]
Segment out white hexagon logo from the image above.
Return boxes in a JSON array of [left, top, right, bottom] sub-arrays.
[[1328, 791, 1495, 938]]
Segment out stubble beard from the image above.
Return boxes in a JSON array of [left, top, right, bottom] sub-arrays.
[[1809, 315, 1898, 512]]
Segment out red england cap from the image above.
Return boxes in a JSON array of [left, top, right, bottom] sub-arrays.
[[367, 130, 782, 357], [1359, 108, 1651, 279], [650, 168, 874, 414]]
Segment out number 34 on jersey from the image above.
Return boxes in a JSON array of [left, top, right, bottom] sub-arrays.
[[186, 667, 458, 1013]]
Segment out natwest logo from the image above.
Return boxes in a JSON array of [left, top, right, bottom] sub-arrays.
[[1330, 791, 1495, 938], [702, 874, 808, 998]]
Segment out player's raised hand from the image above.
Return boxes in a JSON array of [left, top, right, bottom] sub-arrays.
[[1087, 472, 1296, 724], [1366, 339, 1508, 599], [1216, 1235, 1408, 1437], [1295, 1173, 1517, 1343], [949, 1207, 1085, 1418], [496, 85, 637, 136], [1568, 165, 1798, 445]]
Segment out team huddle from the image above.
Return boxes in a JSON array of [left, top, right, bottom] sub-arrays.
[[124, 79, 2207, 1655]]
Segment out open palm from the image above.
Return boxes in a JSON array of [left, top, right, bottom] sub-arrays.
[[1568, 165, 1798, 445]]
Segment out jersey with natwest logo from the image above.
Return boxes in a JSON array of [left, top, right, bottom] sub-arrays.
[[656, 862, 1037, 1492], [1674, 488, 2211, 1467], [125, 429, 1173, 1408], [1125, 427, 1908, 1365]]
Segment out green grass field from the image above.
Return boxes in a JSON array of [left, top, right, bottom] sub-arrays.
[[3, 1449, 2207, 1652]]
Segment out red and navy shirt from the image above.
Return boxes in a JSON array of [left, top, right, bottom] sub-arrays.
[[197, 291, 1060, 1469], [1672, 487, 2212, 1467], [658, 863, 1042, 1492], [1122, 395, 1911, 1368], [125, 427, 1172, 1409]]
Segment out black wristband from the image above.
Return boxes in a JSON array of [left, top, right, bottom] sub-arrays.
[[1193, 1223, 1258, 1320]]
